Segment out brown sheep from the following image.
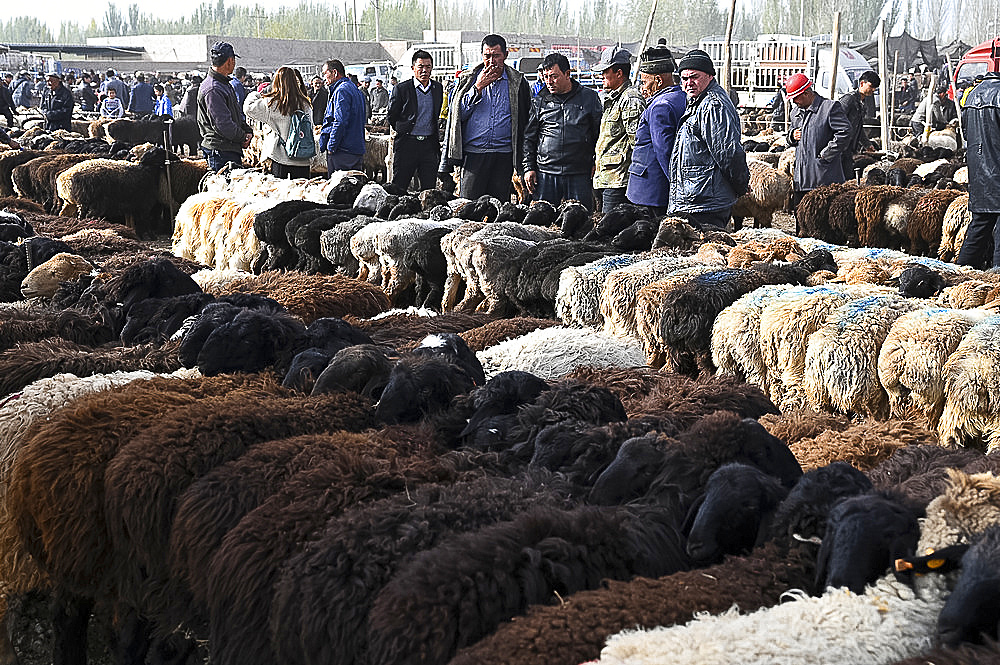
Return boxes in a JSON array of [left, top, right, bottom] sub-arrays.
[[731, 159, 792, 230], [0, 149, 47, 197], [855, 185, 923, 249], [209, 271, 391, 324], [938, 194, 970, 263], [907, 189, 965, 257], [789, 418, 936, 472], [12, 153, 89, 211], [19, 253, 93, 299], [344, 311, 497, 350], [459, 316, 560, 352], [795, 182, 856, 242]]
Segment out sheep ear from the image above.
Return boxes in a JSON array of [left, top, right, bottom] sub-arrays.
[[681, 494, 705, 536]]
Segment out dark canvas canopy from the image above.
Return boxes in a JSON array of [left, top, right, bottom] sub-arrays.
[[853, 31, 942, 70]]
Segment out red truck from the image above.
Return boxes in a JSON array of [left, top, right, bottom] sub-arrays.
[[954, 38, 1000, 105]]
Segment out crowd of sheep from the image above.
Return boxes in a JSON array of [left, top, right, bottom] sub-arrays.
[[2, 114, 1000, 665]]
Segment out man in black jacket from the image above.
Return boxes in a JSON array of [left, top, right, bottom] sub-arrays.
[[839, 70, 879, 181], [523, 52, 603, 210], [386, 50, 444, 191], [957, 70, 1000, 270], [40, 72, 74, 131]]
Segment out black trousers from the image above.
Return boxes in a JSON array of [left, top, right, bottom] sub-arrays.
[[460, 151, 514, 202], [271, 160, 311, 180], [391, 134, 440, 192], [957, 211, 1000, 270]]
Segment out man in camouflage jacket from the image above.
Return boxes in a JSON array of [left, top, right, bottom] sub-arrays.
[[592, 46, 647, 212]]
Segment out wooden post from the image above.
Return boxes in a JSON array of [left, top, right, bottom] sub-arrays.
[[923, 73, 937, 144], [889, 50, 899, 132], [633, 0, 658, 84], [877, 19, 890, 156], [948, 54, 964, 147], [828, 11, 841, 99], [723, 0, 737, 95]]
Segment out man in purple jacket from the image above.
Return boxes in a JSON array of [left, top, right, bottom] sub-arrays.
[[197, 42, 253, 172], [320, 59, 367, 175]]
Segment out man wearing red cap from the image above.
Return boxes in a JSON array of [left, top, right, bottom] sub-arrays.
[[786, 72, 852, 216]]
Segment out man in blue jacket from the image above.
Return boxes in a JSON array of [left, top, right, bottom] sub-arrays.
[[127, 73, 156, 116], [625, 45, 685, 215], [320, 59, 367, 175]]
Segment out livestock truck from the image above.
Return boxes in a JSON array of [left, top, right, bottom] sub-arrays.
[[699, 34, 876, 108], [953, 37, 1000, 106]]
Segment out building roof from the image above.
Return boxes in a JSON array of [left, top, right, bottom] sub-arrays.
[[2, 43, 145, 59]]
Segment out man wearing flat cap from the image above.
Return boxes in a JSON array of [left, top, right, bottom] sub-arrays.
[[592, 45, 646, 212], [668, 49, 749, 230], [625, 44, 685, 215], [40, 72, 74, 131], [198, 42, 253, 172]]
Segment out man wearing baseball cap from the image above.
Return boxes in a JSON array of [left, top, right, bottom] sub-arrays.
[[592, 44, 646, 212], [198, 42, 253, 172], [785, 72, 852, 215], [667, 49, 748, 230]]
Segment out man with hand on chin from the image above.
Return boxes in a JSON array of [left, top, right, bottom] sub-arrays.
[[440, 34, 531, 201]]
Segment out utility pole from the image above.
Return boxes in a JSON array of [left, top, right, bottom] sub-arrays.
[[344, 3, 349, 40], [489, 0, 495, 34], [353, 0, 359, 40], [633, 0, 657, 84], [373, 0, 380, 41], [250, 11, 265, 38], [723, 0, 737, 96], [799, 0, 805, 36], [430, 0, 437, 42], [829, 11, 841, 99]]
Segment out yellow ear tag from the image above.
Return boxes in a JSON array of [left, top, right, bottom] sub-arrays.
[[926, 558, 945, 569]]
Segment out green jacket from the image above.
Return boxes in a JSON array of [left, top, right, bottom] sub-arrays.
[[593, 82, 646, 189]]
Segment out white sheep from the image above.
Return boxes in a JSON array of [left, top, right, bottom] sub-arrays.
[[555, 253, 648, 329], [597, 469, 1000, 665], [758, 284, 877, 410], [877, 307, 992, 424], [600, 256, 718, 339], [711, 284, 799, 389], [804, 293, 927, 418], [938, 315, 1000, 451], [476, 326, 646, 381]]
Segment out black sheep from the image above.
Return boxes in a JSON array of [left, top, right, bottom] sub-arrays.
[[865, 168, 886, 186], [684, 462, 790, 563], [402, 226, 453, 308], [366, 502, 692, 665], [196, 308, 306, 376], [267, 471, 578, 665], [896, 263, 946, 298], [584, 203, 647, 242], [282, 347, 338, 392], [556, 200, 593, 239], [119, 292, 215, 345], [589, 411, 802, 507], [375, 353, 477, 424], [769, 461, 873, 543], [24, 236, 74, 270], [458, 370, 550, 443], [612, 219, 657, 251], [886, 167, 908, 187], [253, 200, 326, 271], [387, 194, 422, 220], [410, 332, 485, 386], [657, 253, 830, 375], [495, 201, 528, 224], [815, 492, 921, 594], [327, 173, 368, 207], [311, 343, 396, 398], [419, 188, 452, 210], [103, 257, 202, 311], [455, 195, 500, 223], [937, 525, 1000, 647], [521, 199, 557, 227]]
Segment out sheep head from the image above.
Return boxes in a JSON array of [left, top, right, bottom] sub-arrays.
[[20, 252, 93, 299]]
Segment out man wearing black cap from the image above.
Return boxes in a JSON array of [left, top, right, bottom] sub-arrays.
[[592, 45, 646, 212], [624, 44, 685, 215], [198, 42, 253, 172], [523, 52, 603, 210], [40, 72, 74, 131], [667, 49, 748, 230]]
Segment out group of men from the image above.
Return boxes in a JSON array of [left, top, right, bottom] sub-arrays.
[[428, 34, 751, 227]]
